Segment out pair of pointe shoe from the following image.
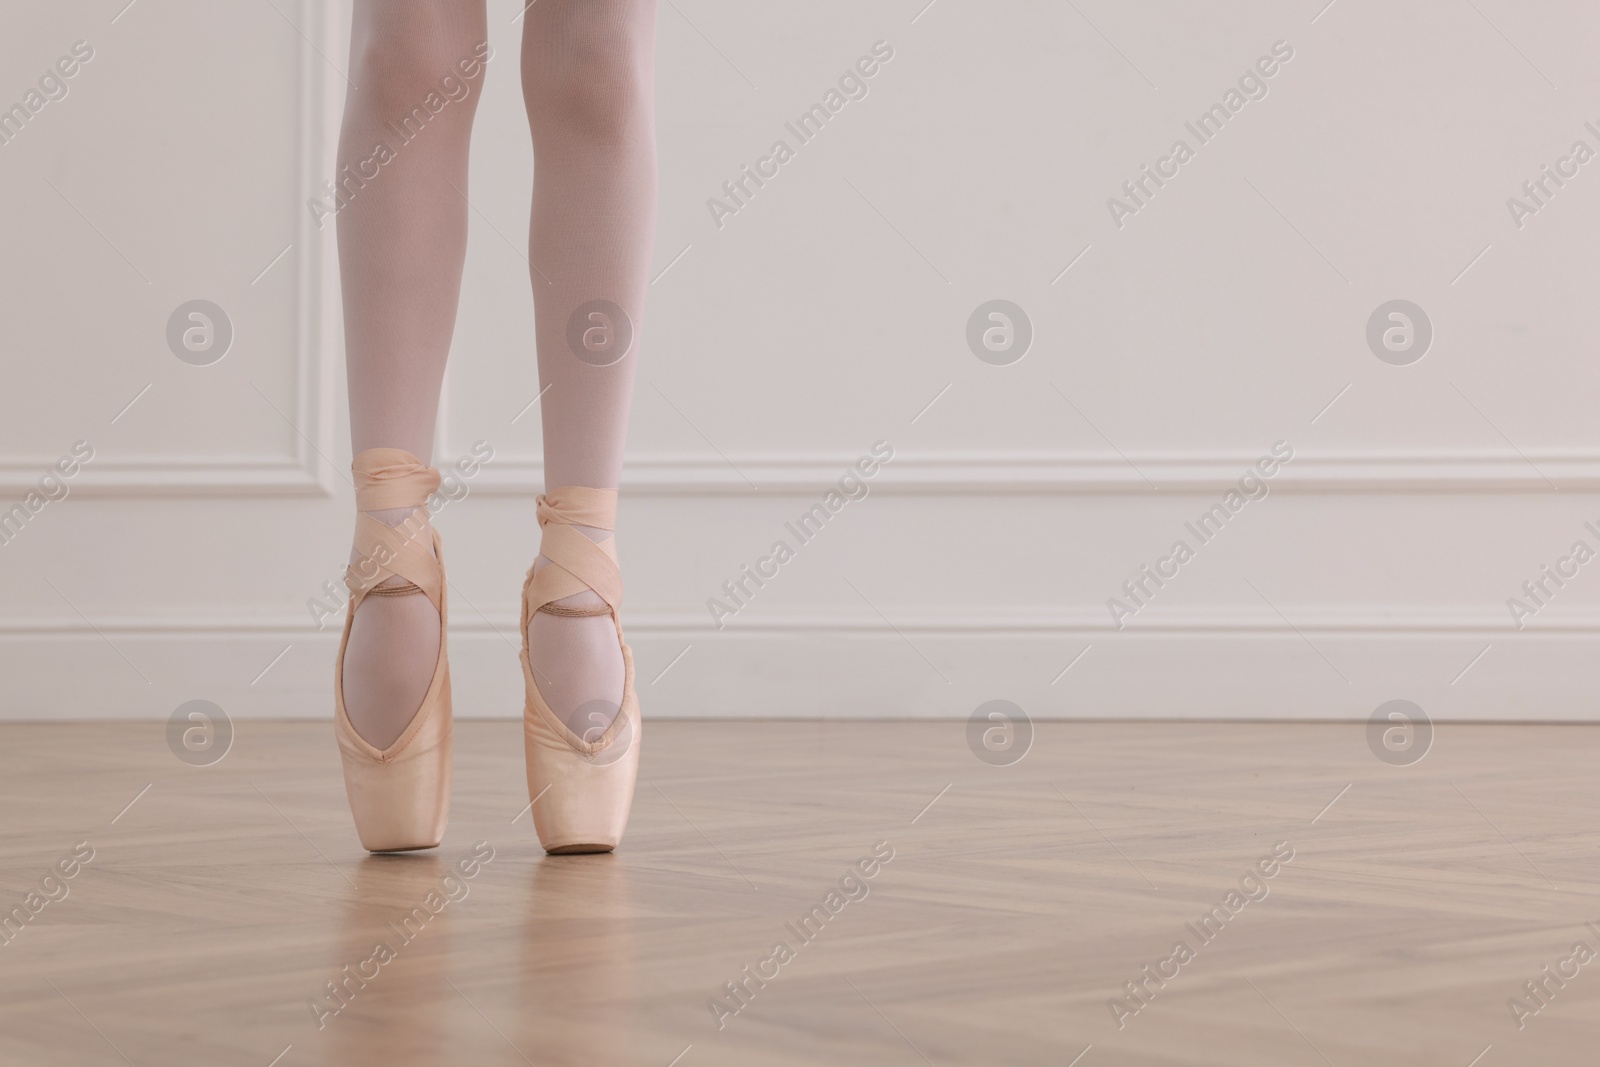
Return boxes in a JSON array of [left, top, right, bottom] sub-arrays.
[[331, 449, 641, 855]]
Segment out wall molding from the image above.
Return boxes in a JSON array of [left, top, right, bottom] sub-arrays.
[[0, 0, 340, 499], [22, 449, 1600, 499], [462, 451, 1600, 495]]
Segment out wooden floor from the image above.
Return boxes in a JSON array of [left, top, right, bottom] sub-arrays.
[[0, 720, 1596, 1067]]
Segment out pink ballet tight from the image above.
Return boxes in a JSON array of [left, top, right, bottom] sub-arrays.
[[338, 0, 657, 748]]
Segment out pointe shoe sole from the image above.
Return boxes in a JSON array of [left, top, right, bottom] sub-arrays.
[[367, 843, 442, 855], [545, 843, 614, 856]]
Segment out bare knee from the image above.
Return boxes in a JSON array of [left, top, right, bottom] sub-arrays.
[[349, 3, 489, 124], [522, 4, 654, 142]]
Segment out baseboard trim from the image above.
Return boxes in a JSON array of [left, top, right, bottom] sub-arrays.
[[0, 605, 1580, 637], [2, 606, 1596, 723]]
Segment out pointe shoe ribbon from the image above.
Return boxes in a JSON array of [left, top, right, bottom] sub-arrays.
[[528, 487, 623, 614], [345, 449, 443, 608]]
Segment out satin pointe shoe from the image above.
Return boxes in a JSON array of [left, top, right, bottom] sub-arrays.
[[332, 448, 452, 852], [520, 486, 641, 854]]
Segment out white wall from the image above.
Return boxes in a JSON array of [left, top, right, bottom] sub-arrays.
[[1, 0, 1596, 722]]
